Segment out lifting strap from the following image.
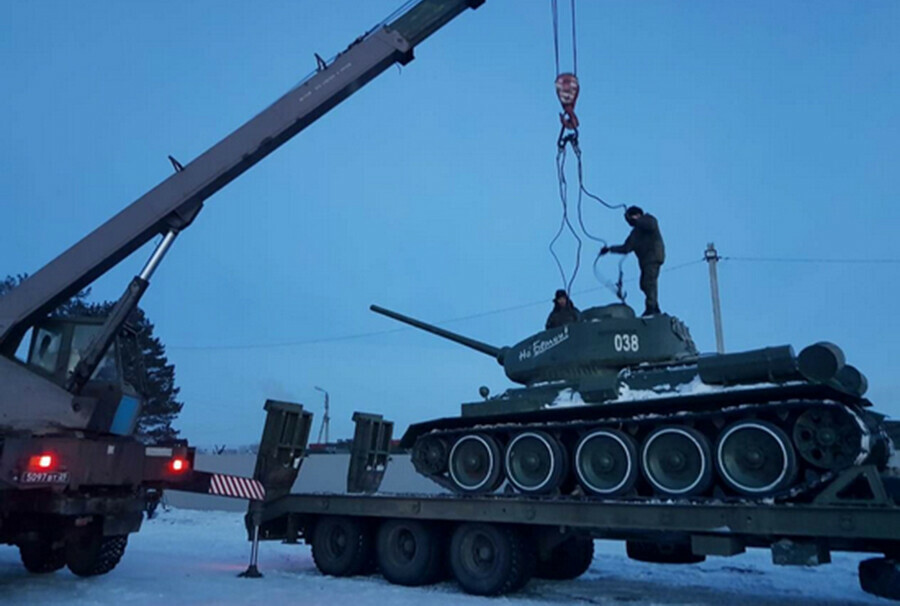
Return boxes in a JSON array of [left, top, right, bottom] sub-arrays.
[[549, 0, 627, 301]]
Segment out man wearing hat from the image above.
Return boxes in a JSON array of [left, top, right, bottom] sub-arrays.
[[600, 206, 665, 317], [546, 289, 581, 330]]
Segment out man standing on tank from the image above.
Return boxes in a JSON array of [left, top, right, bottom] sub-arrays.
[[600, 206, 665, 317], [546, 289, 581, 330]]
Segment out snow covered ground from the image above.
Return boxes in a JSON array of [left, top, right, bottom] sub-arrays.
[[0, 508, 886, 605]]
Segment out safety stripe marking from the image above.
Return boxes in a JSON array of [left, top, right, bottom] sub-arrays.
[[209, 473, 265, 500]]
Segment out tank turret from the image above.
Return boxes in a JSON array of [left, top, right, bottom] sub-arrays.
[[371, 302, 697, 386]]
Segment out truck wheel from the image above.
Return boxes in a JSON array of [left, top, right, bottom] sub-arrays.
[[859, 557, 900, 600], [66, 531, 128, 577], [626, 539, 705, 564], [449, 523, 535, 596], [376, 519, 443, 586], [19, 538, 66, 574], [311, 516, 373, 577], [536, 536, 594, 580]]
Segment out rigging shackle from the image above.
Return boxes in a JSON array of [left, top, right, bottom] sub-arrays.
[[555, 72, 580, 130]]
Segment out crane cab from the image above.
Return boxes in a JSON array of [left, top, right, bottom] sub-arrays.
[[24, 317, 144, 435]]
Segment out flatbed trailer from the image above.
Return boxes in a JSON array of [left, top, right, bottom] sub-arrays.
[[246, 401, 900, 601]]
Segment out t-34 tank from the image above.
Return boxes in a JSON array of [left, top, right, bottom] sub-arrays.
[[370, 303, 890, 502]]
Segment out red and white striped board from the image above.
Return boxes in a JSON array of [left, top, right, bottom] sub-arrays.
[[209, 473, 266, 501]]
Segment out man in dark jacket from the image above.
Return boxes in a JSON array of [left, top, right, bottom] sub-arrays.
[[546, 289, 581, 330], [600, 206, 665, 316]]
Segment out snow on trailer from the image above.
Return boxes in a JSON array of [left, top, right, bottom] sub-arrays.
[[244, 400, 900, 601]]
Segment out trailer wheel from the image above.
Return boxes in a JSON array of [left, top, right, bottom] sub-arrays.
[[376, 519, 443, 586], [66, 529, 128, 577], [859, 557, 900, 600], [626, 539, 705, 564], [449, 523, 535, 596], [19, 537, 66, 574], [311, 516, 373, 577], [536, 536, 594, 580]]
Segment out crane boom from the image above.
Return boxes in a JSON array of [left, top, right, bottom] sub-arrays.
[[0, 0, 484, 355]]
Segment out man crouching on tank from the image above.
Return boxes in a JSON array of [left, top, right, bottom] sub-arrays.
[[600, 205, 665, 317], [546, 289, 581, 330]]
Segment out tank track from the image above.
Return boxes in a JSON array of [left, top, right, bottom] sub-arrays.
[[410, 395, 889, 504]]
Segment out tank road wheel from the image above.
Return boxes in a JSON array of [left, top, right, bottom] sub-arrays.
[[716, 420, 798, 496], [505, 431, 566, 495], [448, 434, 503, 494], [641, 426, 713, 497], [449, 523, 535, 596], [311, 516, 373, 577], [793, 407, 864, 470], [859, 558, 900, 600], [411, 435, 449, 476], [65, 529, 128, 577], [535, 535, 595, 580], [19, 536, 66, 574], [376, 519, 444, 586], [574, 429, 639, 497]]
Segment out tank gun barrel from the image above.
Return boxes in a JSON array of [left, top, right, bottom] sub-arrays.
[[370, 305, 502, 359]]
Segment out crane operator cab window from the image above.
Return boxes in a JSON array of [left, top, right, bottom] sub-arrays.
[[28, 326, 64, 374], [67, 323, 119, 383], [26, 318, 122, 384]]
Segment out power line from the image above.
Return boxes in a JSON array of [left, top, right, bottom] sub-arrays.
[[723, 256, 900, 265], [169, 258, 706, 352]]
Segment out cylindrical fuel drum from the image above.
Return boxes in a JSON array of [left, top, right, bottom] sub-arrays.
[[697, 346, 798, 386], [797, 342, 845, 383], [835, 364, 868, 397]]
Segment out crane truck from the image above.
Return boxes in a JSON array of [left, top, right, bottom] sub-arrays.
[[0, 0, 485, 577]]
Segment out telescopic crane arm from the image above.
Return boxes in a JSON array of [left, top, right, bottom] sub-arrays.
[[0, 0, 485, 362]]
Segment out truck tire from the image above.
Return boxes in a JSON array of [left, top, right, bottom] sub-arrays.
[[66, 532, 128, 577], [311, 516, 373, 577], [376, 519, 443, 586], [536, 536, 594, 580], [449, 523, 535, 596], [19, 538, 66, 574], [859, 557, 900, 600], [626, 539, 705, 564]]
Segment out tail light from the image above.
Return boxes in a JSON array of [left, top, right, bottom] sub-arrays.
[[169, 457, 189, 474], [28, 453, 57, 471]]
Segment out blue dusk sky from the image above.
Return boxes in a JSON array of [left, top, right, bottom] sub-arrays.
[[1, 1, 898, 445]]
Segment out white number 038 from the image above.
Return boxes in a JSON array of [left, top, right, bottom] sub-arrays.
[[613, 334, 639, 352]]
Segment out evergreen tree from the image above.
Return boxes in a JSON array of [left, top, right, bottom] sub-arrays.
[[0, 275, 182, 442]]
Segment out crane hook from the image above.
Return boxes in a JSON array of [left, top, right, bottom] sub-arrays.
[[555, 72, 580, 131]]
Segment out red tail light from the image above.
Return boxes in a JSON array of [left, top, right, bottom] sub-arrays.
[[28, 454, 56, 471], [169, 457, 189, 473]]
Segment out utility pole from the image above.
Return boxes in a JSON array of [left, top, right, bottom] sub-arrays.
[[314, 386, 330, 444], [705, 243, 725, 354]]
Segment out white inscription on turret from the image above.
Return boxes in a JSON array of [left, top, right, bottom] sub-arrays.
[[519, 325, 570, 361]]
